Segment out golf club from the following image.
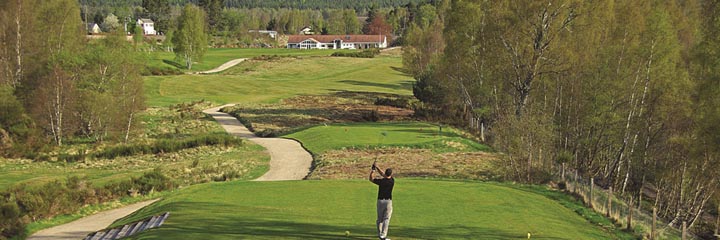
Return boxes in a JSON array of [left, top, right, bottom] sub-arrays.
[[372, 131, 388, 171]]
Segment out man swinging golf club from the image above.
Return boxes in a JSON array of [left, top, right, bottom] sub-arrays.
[[369, 161, 394, 240]]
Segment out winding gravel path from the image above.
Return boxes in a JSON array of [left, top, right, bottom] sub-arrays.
[[203, 105, 313, 181], [27, 199, 160, 240], [193, 58, 247, 74]]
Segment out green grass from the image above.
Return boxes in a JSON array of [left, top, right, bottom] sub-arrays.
[[144, 55, 411, 107], [147, 48, 348, 72], [113, 179, 622, 239], [283, 122, 490, 155], [0, 144, 269, 191]]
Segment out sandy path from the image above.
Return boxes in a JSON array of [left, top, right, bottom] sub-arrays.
[[203, 105, 312, 181], [193, 58, 247, 74], [27, 199, 160, 240]]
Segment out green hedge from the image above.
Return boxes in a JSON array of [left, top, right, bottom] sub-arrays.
[[95, 133, 243, 159], [331, 48, 380, 58]]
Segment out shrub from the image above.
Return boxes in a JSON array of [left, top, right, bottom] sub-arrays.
[[142, 66, 183, 76], [374, 97, 412, 109], [0, 169, 178, 239], [331, 48, 380, 58], [0, 201, 25, 240], [95, 133, 243, 159], [362, 110, 380, 122], [58, 149, 87, 162], [132, 169, 174, 194]]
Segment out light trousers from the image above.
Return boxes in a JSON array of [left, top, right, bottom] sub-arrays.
[[376, 199, 393, 238]]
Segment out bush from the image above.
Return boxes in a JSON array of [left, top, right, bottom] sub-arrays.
[[375, 97, 412, 109], [362, 110, 380, 122], [141, 66, 183, 76], [95, 133, 243, 159], [0, 201, 25, 240], [331, 48, 380, 58], [132, 169, 174, 194], [58, 149, 87, 162], [0, 170, 177, 239]]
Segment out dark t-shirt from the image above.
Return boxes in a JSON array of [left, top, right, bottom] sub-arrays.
[[372, 177, 394, 200]]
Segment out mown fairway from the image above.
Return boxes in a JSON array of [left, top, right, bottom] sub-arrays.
[[113, 180, 616, 239], [145, 55, 411, 106], [284, 122, 490, 154]]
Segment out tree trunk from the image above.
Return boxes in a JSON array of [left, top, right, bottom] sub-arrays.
[[14, 0, 22, 87], [124, 95, 136, 143]]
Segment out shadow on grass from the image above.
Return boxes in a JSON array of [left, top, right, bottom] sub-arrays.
[[387, 128, 462, 138], [390, 66, 413, 76], [338, 80, 414, 91], [163, 59, 184, 69], [135, 209, 525, 239]]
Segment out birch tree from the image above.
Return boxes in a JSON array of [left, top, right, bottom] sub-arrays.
[[173, 4, 207, 70]]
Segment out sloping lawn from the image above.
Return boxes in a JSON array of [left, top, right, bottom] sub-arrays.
[[113, 180, 620, 239], [144, 55, 411, 107], [147, 48, 344, 72]]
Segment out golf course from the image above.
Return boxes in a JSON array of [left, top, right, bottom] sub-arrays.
[[6, 1, 716, 239], [112, 180, 621, 240], [0, 47, 645, 240], [79, 49, 633, 239]]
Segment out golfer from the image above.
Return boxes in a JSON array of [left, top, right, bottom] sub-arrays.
[[369, 162, 394, 240]]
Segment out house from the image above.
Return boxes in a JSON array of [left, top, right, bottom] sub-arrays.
[[286, 35, 387, 50], [87, 23, 101, 34], [299, 26, 314, 35], [137, 18, 156, 35]]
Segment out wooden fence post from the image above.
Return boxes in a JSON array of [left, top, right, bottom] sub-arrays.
[[716, 203, 720, 237], [573, 171, 578, 194], [589, 178, 594, 208], [651, 207, 657, 240], [682, 221, 687, 240], [607, 187, 613, 218], [627, 196, 633, 231]]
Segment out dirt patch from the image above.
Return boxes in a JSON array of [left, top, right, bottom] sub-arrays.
[[308, 148, 501, 180], [225, 91, 414, 137]]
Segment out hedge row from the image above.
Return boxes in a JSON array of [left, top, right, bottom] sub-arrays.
[[95, 133, 243, 159], [331, 48, 380, 58]]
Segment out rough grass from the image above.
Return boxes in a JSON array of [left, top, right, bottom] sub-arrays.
[[284, 122, 496, 180], [0, 145, 269, 191], [111, 179, 627, 239], [223, 91, 414, 137], [146, 48, 345, 72], [308, 148, 500, 180], [0, 102, 270, 191], [144, 55, 411, 107]]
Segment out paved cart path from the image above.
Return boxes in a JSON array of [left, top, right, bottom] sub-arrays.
[[203, 105, 313, 181], [27, 199, 160, 240], [193, 58, 247, 74]]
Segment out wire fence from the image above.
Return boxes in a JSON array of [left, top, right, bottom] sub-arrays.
[[563, 171, 690, 240]]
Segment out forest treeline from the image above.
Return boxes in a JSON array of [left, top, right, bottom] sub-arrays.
[[0, 0, 145, 157], [404, 0, 720, 237], [80, 0, 419, 47], [81, 0, 430, 11]]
